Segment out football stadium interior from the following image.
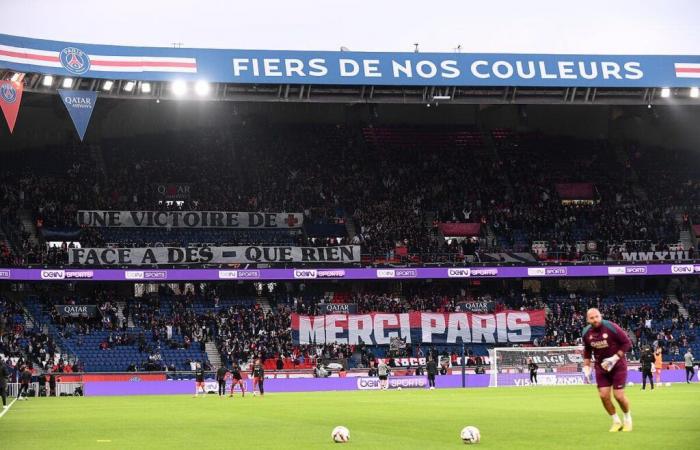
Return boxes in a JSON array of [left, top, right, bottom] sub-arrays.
[[1, 4, 699, 449]]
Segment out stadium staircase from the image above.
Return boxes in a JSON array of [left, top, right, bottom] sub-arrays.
[[344, 218, 357, 241], [0, 228, 13, 256], [668, 293, 690, 320], [257, 298, 272, 313], [205, 341, 222, 368], [674, 209, 697, 250], [18, 209, 40, 248], [679, 227, 694, 252], [21, 306, 35, 332], [115, 301, 130, 328]]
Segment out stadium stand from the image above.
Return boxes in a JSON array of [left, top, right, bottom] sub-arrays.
[[0, 124, 698, 374], [0, 125, 697, 266], [4, 286, 695, 373]]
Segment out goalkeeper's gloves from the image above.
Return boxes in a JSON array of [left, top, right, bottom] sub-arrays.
[[583, 365, 592, 382], [601, 355, 620, 372]]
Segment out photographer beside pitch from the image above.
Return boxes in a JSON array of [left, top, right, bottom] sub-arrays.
[[582, 308, 633, 432]]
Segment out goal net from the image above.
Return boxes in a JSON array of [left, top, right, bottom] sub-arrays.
[[488, 346, 586, 387]]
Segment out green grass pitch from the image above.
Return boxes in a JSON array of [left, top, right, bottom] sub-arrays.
[[1, 384, 698, 449]]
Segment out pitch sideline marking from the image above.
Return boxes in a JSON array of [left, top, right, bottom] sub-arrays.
[[0, 397, 18, 420]]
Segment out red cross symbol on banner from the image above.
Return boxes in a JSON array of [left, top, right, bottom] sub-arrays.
[[285, 214, 299, 227]]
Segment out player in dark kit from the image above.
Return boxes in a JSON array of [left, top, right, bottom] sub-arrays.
[[229, 362, 246, 397], [18, 366, 31, 400], [527, 359, 539, 385], [0, 358, 10, 408], [216, 366, 228, 397], [639, 345, 654, 390], [426, 357, 437, 389], [582, 308, 633, 432], [251, 360, 264, 396], [193, 363, 206, 397]]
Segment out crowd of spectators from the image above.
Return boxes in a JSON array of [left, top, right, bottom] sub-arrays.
[[0, 296, 73, 375], [0, 126, 697, 267], [3, 283, 698, 374]]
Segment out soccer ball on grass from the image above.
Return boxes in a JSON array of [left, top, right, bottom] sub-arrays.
[[460, 426, 480, 444], [332, 426, 350, 443]]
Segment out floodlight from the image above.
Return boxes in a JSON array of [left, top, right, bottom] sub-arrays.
[[194, 80, 210, 97], [172, 80, 187, 96]]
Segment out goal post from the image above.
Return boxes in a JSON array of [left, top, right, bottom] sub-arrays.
[[488, 346, 586, 387]]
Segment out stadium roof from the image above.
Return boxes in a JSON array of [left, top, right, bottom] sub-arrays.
[[2, 33, 700, 106], [5, 72, 694, 106]]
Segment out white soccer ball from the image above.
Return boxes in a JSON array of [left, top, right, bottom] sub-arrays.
[[397, 386, 402, 391], [461, 426, 480, 444], [627, 382, 634, 386], [665, 382, 671, 387], [332, 426, 350, 443]]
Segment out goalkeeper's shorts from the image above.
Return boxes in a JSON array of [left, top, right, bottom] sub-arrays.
[[595, 364, 627, 390]]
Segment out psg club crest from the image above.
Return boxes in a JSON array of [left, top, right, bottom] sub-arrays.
[[0, 83, 17, 104], [60, 47, 90, 75]]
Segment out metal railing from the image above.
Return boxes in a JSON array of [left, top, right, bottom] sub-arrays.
[[4, 382, 82, 397]]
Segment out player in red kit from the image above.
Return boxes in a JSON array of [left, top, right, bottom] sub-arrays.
[[582, 308, 633, 432], [228, 362, 246, 398]]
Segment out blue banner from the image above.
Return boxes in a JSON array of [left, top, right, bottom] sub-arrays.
[[58, 89, 97, 141], [1, 34, 700, 87]]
